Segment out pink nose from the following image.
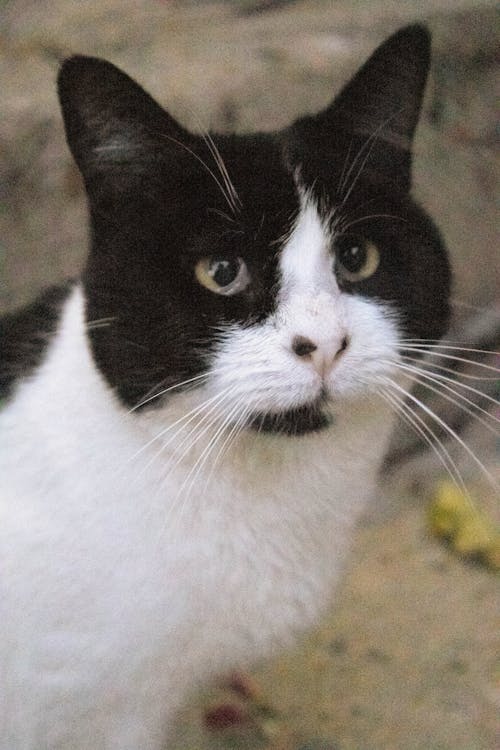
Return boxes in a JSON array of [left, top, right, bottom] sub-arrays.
[[291, 334, 348, 377]]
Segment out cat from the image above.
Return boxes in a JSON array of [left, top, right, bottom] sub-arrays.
[[0, 24, 451, 750]]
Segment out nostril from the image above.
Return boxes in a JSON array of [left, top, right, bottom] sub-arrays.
[[334, 336, 349, 359], [292, 335, 317, 358]]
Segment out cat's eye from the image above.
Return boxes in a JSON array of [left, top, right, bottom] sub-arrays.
[[334, 234, 380, 282], [194, 256, 250, 296]]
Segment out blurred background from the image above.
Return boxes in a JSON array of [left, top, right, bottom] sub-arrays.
[[1, 2, 498, 748]]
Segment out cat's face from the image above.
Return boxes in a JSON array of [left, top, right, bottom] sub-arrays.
[[58, 25, 450, 435]]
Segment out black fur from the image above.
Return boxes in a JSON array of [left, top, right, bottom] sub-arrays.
[[251, 402, 332, 436]]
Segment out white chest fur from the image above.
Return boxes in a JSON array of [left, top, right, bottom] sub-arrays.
[[0, 288, 395, 749]]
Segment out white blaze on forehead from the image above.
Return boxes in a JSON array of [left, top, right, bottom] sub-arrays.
[[279, 197, 335, 296], [275, 196, 346, 351]]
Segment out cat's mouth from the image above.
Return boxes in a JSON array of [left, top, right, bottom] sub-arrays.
[[248, 400, 331, 437]]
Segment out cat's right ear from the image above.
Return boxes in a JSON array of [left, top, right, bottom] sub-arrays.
[[57, 56, 190, 182]]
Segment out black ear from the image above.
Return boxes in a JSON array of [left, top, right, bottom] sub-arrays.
[[289, 25, 431, 190], [331, 24, 431, 150], [57, 56, 189, 180]]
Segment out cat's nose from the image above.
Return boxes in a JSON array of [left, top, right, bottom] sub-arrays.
[[291, 334, 348, 377], [292, 336, 318, 357]]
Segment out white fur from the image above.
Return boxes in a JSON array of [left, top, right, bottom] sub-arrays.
[[0, 200, 400, 749]]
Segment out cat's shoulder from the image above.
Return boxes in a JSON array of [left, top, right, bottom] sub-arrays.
[[0, 282, 75, 401]]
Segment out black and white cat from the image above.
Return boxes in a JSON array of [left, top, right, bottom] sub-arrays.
[[1, 25, 451, 749]]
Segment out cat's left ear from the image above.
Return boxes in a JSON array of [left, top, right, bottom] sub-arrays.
[[333, 24, 430, 149], [290, 25, 431, 187]]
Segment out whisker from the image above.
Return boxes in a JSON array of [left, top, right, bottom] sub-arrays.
[[160, 132, 236, 215], [401, 339, 500, 356], [382, 376, 499, 493], [178, 398, 247, 506], [399, 354, 499, 382], [154, 412, 229, 533], [86, 316, 117, 330], [397, 361, 500, 421], [201, 129, 241, 212], [157, 391, 241, 526], [157, 387, 238, 468], [203, 402, 252, 493], [166, 413, 232, 524], [400, 342, 500, 358], [130, 385, 236, 462], [379, 387, 470, 498], [340, 135, 378, 205], [254, 211, 266, 240], [184, 107, 241, 213], [207, 207, 238, 224], [399, 348, 500, 373], [339, 106, 406, 204], [129, 372, 212, 413], [340, 213, 408, 231], [399, 356, 500, 408], [388, 361, 500, 434], [127, 391, 231, 496], [148, 388, 241, 523], [338, 127, 379, 200], [337, 137, 353, 197]]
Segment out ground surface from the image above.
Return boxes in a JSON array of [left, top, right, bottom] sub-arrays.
[[1, 2, 499, 748]]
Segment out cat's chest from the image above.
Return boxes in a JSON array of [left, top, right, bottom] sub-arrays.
[[2, 439, 356, 700], [0, 288, 392, 683], [1, 379, 372, 663]]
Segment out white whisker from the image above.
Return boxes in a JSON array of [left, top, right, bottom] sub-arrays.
[[400, 340, 499, 356], [148, 389, 238, 526], [379, 386, 470, 499], [202, 402, 252, 493], [340, 135, 378, 205], [129, 372, 212, 413], [337, 137, 353, 197], [387, 361, 500, 433], [400, 347, 500, 373], [160, 132, 236, 215], [86, 316, 117, 330], [177, 398, 247, 508], [156, 385, 239, 481], [340, 213, 407, 231], [207, 207, 238, 224], [157, 391, 241, 529], [399, 356, 500, 408], [129, 385, 235, 463], [184, 108, 241, 214], [158, 387, 238, 467], [382, 376, 499, 493], [339, 106, 405, 204], [399, 354, 499, 382], [201, 129, 241, 213]]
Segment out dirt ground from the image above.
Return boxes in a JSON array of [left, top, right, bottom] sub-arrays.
[[1, 2, 498, 748]]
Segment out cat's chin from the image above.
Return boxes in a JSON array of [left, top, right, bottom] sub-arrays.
[[248, 403, 332, 437]]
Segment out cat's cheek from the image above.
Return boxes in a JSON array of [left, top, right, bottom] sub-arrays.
[[206, 324, 324, 414], [321, 297, 402, 400]]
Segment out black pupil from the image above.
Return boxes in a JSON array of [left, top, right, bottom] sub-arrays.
[[210, 258, 240, 287], [336, 235, 367, 273]]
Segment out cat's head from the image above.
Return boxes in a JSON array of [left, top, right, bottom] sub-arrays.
[[58, 25, 450, 436]]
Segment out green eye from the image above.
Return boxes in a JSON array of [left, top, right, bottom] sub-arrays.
[[194, 256, 250, 296], [335, 234, 380, 282]]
